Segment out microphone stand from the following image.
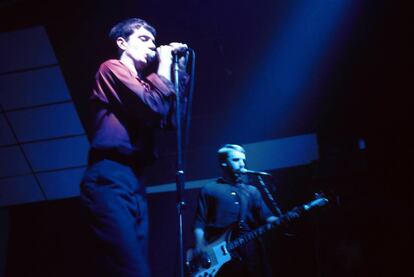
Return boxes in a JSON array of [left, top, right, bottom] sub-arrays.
[[256, 175, 283, 216], [172, 49, 195, 277]]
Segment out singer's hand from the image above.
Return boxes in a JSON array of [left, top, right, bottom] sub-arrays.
[[157, 43, 188, 61], [169, 42, 189, 70], [169, 42, 188, 52], [156, 45, 173, 64], [156, 42, 189, 79], [156, 45, 174, 80]]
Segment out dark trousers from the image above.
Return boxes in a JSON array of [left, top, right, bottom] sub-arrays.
[[80, 159, 149, 277]]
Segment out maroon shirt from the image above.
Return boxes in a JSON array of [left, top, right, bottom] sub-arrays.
[[88, 59, 185, 165]]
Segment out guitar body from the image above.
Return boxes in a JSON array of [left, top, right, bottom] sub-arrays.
[[186, 230, 233, 277]]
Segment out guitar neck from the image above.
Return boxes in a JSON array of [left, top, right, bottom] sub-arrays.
[[226, 205, 305, 252]]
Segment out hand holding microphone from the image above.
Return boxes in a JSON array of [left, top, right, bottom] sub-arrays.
[[169, 42, 189, 56], [168, 42, 189, 71], [156, 42, 189, 80], [157, 42, 188, 59]]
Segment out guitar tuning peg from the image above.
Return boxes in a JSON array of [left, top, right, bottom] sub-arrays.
[[314, 192, 326, 199]]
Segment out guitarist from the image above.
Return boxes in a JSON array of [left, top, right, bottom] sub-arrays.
[[192, 144, 299, 277]]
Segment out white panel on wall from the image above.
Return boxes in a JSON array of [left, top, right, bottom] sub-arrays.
[[0, 66, 71, 110], [0, 26, 57, 74], [0, 146, 31, 178], [6, 103, 84, 142], [0, 114, 17, 146], [0, 175, 45, 207], [36, 167, 85, 199], [242, 133, 319, 171], [22, 136, 89, 172], [146, 133, 320, 193]]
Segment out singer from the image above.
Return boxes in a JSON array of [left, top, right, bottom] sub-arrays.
[[79, 18, 188, 277], [192, 144, 280, 277]]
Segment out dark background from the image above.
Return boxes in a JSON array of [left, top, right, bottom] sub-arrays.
[[1, 0, 413, 276]]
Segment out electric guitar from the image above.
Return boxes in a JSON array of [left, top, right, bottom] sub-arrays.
[[186, 194, 328, 277]]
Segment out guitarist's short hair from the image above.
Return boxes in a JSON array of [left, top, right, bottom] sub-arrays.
[[217, 144, 245, 163]]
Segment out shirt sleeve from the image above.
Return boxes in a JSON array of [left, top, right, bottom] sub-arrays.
[[92, 60, 176, 127], [252, 188, 274, 224], [156, 69, 190, 129], [193, 187, 209, 230]]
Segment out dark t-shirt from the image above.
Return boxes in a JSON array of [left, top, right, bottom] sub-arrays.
[[193, 178, 275, 276], [194, 178, 273, 240]]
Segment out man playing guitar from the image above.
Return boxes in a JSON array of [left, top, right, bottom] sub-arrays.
[[188, 144, 328, 277], [190, 144, 297, 276]]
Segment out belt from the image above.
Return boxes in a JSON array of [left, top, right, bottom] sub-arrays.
[[88, 149, 139, 167]]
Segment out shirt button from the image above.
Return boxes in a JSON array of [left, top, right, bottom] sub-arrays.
[[234, 201, 239, 205]]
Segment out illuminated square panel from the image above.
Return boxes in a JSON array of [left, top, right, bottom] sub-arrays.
[[0, 26, 57, 74], [0, 175, 45, 207], [0, 146, 31, 178], [0, 25, 89, 207], [22, 136, 89, 172], [0, 66, 71, 110], [6, 103, 84, 142], [36, 167, 85, 199]]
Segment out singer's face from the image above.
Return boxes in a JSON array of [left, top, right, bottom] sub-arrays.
[[224, 150, 246, 175], [120, 27, 156, 66]]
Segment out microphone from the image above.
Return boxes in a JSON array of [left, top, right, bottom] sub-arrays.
[[240, 168, 272, 176]]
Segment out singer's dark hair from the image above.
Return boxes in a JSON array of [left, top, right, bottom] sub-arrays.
[[108, 18, 156, 42], [217, 144, 245, 163]]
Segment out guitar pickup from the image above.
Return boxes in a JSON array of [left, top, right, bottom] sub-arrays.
[[220, 245, 228, 255]]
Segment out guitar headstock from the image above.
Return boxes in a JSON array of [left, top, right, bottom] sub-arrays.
[[304, 193, 329, 211]]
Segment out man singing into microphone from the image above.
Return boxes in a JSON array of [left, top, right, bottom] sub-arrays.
[[192, 144, 279, 277], [80, 18, 188, 277]]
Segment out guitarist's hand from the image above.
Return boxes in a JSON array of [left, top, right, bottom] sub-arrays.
[[193, 228, 207, 257], [277, 210, 301, 225], [193, 239, 207, 258], [188, 240, 211, 272], [285, 210, 300, 221]]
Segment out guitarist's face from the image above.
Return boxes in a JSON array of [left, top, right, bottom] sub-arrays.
[[223, 150, 246, 176]]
